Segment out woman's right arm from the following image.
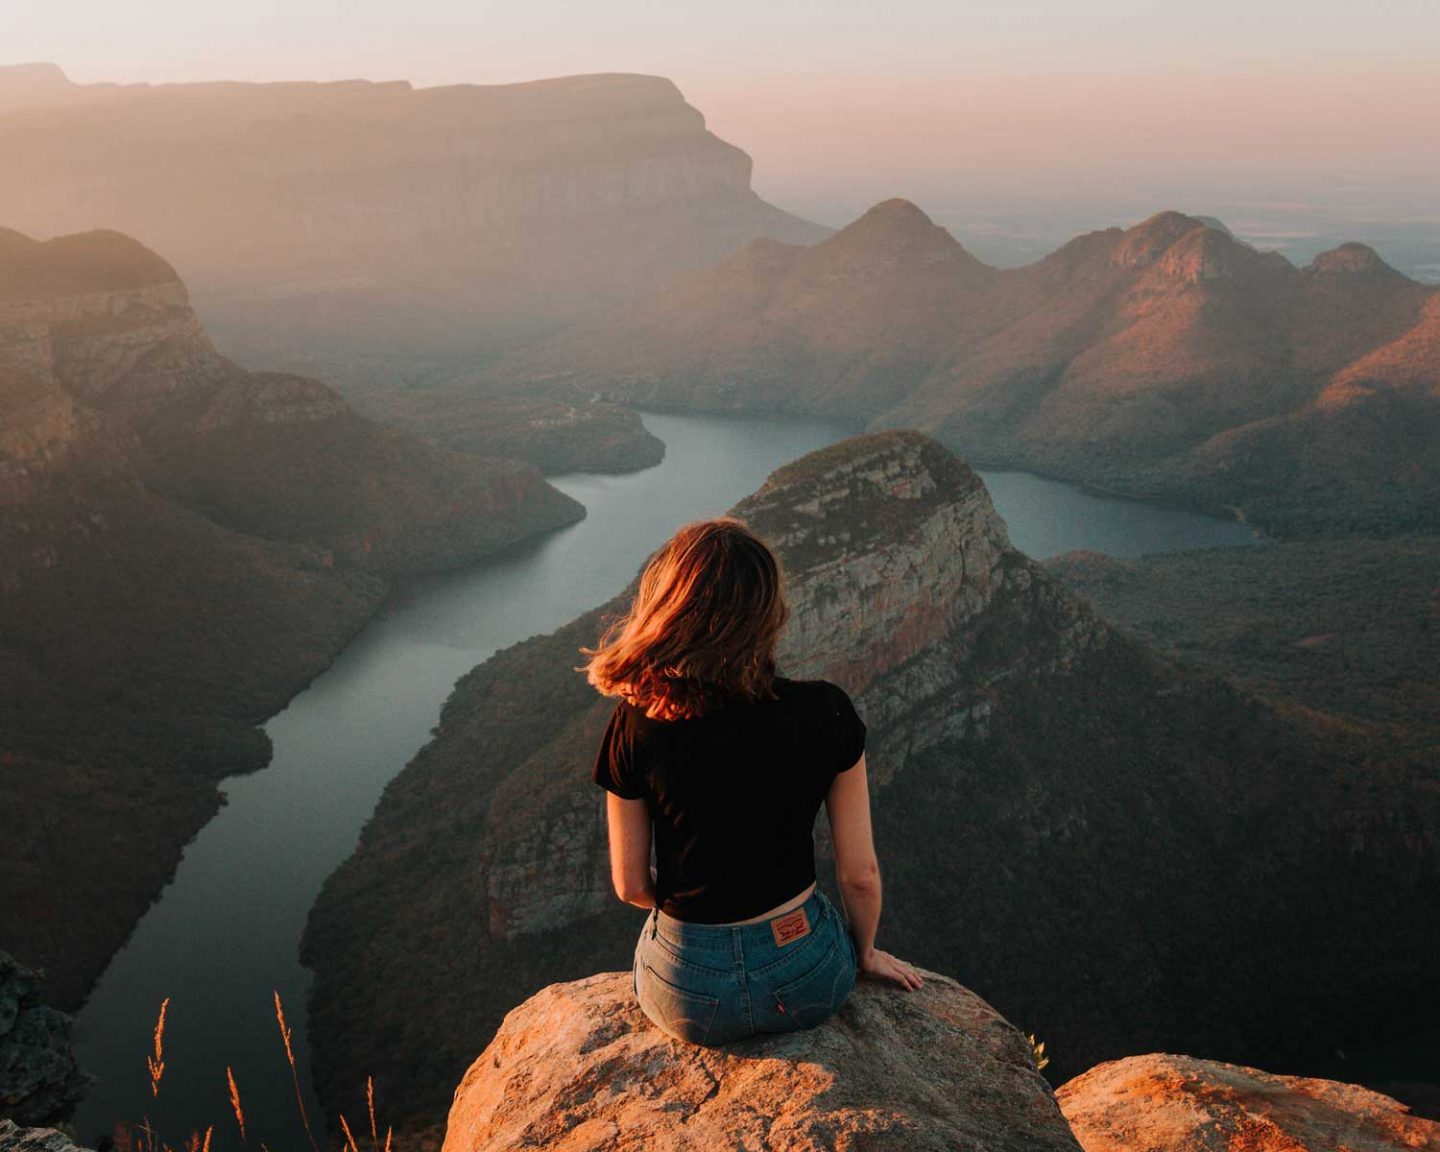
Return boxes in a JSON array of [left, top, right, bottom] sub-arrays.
[[825, 754, 923, 990]]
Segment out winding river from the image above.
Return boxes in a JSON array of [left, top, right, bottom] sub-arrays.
[[70, 413, 1255, 1146]]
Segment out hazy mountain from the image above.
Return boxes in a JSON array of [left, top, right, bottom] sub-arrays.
[[506, 205, 1440, 535], [0, 64, 826, 394], [0, 227, 582, 1005], [303, 432, 1439, 1143]]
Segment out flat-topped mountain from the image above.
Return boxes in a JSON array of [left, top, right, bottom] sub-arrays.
[[303, 431, 1439, 1142], [506, 203, 1439, 535], [0, 227, 582, 1006], [0, 65, 825, 393]]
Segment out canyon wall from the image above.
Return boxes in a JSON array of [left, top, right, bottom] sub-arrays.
[[304, 431, 1440, 1143]]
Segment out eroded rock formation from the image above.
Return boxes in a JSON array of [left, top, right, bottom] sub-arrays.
[[441, 969, 1078, 1152], [305, 430, 1440, 1141], [0, 226, 582, 1005], [0, 955, 86, 1127], [510, 203, 1440, 535], [0, 65, 825, 394], [1058, 1054, 1440, 1152]]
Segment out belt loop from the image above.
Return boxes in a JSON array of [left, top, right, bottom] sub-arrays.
[[649, 906, 659, 939]]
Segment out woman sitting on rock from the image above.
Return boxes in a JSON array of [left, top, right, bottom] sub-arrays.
[[583, 517, 921, 1047]]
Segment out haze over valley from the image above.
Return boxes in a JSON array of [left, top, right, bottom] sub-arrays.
[[1, 6, 1437, 1149]]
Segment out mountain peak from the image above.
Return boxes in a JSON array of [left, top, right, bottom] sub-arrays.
[[0, 229, 181, 305], [819, 199, 984, 271], [1306, 243, 1398, 277]]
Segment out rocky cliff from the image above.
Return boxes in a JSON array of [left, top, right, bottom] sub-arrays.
[[0, 955, 86, 1127], [0, 65, 825, 401], [440, 968, 1077, 1152], [508, 203, 1440, 535], [0, 227, 583, 1007], [304, 431, 1440, 1141], [1058, 1054, 1440, 1152]]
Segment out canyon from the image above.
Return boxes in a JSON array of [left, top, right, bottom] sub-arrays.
[[500, 201, 1440, 534], [0, 64, 825, 401], [303, 431, 1440, 1144], [0, 226, 581, 1007]]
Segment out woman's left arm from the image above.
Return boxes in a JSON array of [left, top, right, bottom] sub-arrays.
[[606, 793, 656, 908]]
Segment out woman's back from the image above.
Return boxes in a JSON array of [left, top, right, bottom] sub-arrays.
[[594, 677, 866, 924]]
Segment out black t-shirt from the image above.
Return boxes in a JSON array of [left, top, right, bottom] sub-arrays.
[[591, 676, 866, 923]]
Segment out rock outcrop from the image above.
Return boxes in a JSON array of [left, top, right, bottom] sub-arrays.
[[0, 227, 582, 1006], [1058, 1054, 1440, 1152], [441, 969, 1078, 1152], [305, 430, 1440, 1141], [0, 65, 826, 399], [509, 203, 1440, 536], [0, 1122, 90, 1152], [0, 955, 86, 1127]]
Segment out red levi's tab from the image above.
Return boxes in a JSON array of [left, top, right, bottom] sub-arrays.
[[770, 906, 811, 947]]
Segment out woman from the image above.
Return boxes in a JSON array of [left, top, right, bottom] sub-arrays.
[[584, 517, 921, 1047]]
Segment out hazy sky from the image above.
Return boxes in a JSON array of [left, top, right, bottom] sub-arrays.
[[7, 0, 1440, 242]]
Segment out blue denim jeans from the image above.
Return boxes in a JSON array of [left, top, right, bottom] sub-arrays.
[[633, 887, 858, 1046]]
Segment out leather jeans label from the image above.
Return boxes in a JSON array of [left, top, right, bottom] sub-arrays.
[[771, 906, 811, 947]]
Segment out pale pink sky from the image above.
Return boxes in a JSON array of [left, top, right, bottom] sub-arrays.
[[6, 0, 1439, 233]]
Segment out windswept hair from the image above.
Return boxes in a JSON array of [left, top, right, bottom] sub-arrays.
[[582, 518, 789, 720]]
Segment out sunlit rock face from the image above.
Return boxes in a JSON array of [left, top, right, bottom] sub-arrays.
[[304, 429, 1439, 1144], [440, 969, 1079, 1152], [1058, 1054, 1440, 1152], [512, 203, 1440, 536]]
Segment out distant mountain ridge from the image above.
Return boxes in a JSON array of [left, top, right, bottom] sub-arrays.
[[0, 226, 583, 1006], [506, 204, 1440, 535], [0, 64, 827, 393]]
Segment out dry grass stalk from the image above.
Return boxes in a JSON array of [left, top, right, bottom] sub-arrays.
[[339, 1114, 360, 1152], [274, 990, 320, 1152], [148, 998, 170, 1098], [202, 1126, 213, 1152], [367, 1077, 379, 1151], [384, 1126, 393, 1152], [226, 1065, 246, 1143]]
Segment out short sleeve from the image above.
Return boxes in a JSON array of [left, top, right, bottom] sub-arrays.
[[591, 704, 646, 799], [824, 683, 867, 776]]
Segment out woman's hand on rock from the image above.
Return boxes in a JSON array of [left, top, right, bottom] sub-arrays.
[[858, 947, 923, 991]]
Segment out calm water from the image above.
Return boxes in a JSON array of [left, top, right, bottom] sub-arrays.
[[70, 413, 1254, 1146]]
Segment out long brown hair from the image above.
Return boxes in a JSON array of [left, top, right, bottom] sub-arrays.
[[582, 518, 789, 720]]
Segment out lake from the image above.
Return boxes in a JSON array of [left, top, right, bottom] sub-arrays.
[[70, 413, 1255, 1146]]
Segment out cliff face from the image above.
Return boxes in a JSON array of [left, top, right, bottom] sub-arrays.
[[0, 66, 825, 396], [440, 969, 1077, 1152], [0, 228, 583, 1006], [304, 431, 1440, 1141], [511, 204, 1440, 535], [0, 954, 86, 1127]]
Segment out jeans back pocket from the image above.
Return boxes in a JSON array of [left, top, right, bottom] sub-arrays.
[[637, 962, 721, 1046], [771, 935, 855, 1031]]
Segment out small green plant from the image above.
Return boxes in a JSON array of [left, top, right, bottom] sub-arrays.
[[1027, 1032, 1050, 1072]]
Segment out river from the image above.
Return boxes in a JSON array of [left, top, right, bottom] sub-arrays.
[[70, 412, 1255, 1146]]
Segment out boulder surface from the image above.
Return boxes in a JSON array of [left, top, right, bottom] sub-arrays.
[[1058, 1053, 1440, 1152], [0, 955, 86, 1126], [442, 968, 1078, 1152], [0, 1121, 90, 1152]]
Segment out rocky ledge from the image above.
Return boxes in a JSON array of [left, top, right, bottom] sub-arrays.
[[0, 1122, 89, 1152], [0, 955, 86, 1127], [1058, 1054, 1440, 1152], [440, 968, 1077, 1152]]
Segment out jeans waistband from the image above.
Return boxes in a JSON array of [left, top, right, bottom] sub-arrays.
[[652, 887, 830, 953]]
